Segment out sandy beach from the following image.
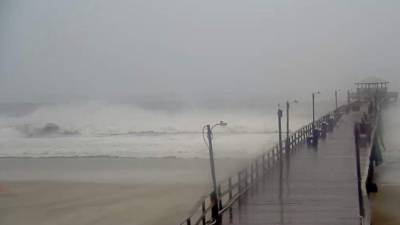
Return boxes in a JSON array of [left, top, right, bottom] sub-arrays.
[[371, 157, 400, 225], [0, 181, 206, 225], [0, 157, 248, 225], [371, 184, 400, 225]]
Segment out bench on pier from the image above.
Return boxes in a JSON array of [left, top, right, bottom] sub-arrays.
[[358, 122, 371, 146], [306, 128, 320, 146], [320, 122, 328, 138], [327, 117, 335, 132]]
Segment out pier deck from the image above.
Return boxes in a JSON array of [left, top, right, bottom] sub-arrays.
[[223, 110, 366, 225]]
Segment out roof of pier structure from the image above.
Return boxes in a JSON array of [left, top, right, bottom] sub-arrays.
[[355, 77, 389, 85]]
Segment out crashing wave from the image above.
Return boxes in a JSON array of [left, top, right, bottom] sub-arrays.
[[16, 123, 80, 137]]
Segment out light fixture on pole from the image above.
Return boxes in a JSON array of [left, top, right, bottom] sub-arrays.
[[335, 89, 341, 110]]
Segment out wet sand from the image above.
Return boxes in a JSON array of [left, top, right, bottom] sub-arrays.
[[0, 182, 206, 225], [0, 157, 248, 225], [371, 158, 400, 225], [371, 184, 400, 225]]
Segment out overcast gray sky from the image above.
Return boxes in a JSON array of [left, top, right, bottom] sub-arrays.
[[0, 0, 399, 103]]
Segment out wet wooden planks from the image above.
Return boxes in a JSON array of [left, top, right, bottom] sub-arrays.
[[223, 111, 365, 225]]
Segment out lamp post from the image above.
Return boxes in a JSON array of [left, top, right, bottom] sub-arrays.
[[347, 90, 351, 105], [203, 120, 227, 223], [312, 91, 320, 131], [277, 106, 284, 225], [286, 100, 298, 153], [335, 89, 340, 110], [278, 107, 283, 157]]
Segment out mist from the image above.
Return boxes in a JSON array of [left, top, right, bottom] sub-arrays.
[[2, 2, 400, 225], [1, 0, 400, 105]]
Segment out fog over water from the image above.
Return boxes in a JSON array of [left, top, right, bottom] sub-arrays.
[[1, 2, 400, 225], [0, 101, 315, 158], [1, 0, 399, 159]]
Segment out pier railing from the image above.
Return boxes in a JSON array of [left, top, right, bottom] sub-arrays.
[[179, 104, 350, 225], [354, 99, 382, 225]]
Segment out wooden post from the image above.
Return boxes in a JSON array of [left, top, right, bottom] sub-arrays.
[[277, 146, 280, 161], [217, 185, 222, 214], [228, 177, 233, 199], [290, 136, 293, 149], [262, 154, 266, 174], [250, 164, 253, 185], [255, 160, 259, 180], [210, 192, 220, 225], [347, 90, 351, 105], [272, 149, 275, 164], [297, 131, 300, 142], [292, 134, 295, 147], [238, 172, 241, 205], [245, 169, 248, 190], [201, 200, 206, 225], [228, 179, 232, 222], [354, 124, 365, 217], [238, 172, 241, 194], [301, 128, 303, 140]]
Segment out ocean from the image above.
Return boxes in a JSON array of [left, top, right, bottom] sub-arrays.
[[0, 101, 319, 159]]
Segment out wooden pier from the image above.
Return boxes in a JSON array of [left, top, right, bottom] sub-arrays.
[[179, 103, 383, 225], [224, 109, 366, 225], [179, 78, 395, 225]]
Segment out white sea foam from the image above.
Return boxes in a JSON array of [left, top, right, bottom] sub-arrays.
[[0, 101, 311, 158]]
